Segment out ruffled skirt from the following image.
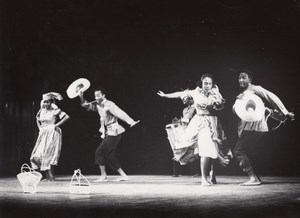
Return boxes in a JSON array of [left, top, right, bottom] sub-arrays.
[[166, 115, 231, 165]]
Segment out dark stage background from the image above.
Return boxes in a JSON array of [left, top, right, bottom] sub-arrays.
[[1, 0, 299, 177]]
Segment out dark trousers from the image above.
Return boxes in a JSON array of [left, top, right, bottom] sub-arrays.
[[233, 131, 265, 174], [95, 135, 122, 171]]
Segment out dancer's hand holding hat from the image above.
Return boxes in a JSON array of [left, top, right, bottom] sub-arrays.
[[66, 78, 90, 99]]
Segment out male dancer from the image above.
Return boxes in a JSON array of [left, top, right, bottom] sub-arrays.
[[79, 87, 139, 182], [233, 69, 295, 186]]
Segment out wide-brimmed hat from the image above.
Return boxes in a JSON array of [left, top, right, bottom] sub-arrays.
[[66, 78, 90, 99], [234, 92, 265, 122]]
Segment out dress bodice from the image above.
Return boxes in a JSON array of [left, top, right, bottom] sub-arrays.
[[185, 87, 224, 115], [37, 108, 66, 127]]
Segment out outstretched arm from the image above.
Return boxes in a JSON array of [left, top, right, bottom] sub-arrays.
[[255, 86, 295, 120], [157, 90, 185, 99], [108, 102, 140, 127]]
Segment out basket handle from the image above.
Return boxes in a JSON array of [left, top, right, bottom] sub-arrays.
[[20, 163, 35, 173], [70, 169, 90, 186]]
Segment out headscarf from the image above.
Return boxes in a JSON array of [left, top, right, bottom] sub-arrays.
[[40, 92, 63, 109]]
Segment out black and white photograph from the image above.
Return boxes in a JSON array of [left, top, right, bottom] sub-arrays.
[[1, 1, 300, 217]]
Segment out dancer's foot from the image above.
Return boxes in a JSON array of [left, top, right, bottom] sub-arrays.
[[256, 175, 262, 183], [41, 171, 49, 181], [240, 177, 261, 186], [48, 168, 55, 181], [94, 177, 108, 183], [114, 176, 129, 182], [48, 177, 56, 181], [201, 180, 211, 186], [209, 175, 217, 184]]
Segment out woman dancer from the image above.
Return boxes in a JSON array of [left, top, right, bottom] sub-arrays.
[[158, 74, 230, 186], [30, 92, 70, 181]]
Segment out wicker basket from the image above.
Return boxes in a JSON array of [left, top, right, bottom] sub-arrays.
[[69, 169, 91, 195], [17, 164, 42, 194]]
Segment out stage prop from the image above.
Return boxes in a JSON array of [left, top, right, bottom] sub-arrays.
[[66, 78, 91, 99], [233, 92, 265, 122], [17, 164, 42, 194], [69, 169, 91, 195]]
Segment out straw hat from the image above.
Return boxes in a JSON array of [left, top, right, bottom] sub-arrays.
[[66, 78, 90, 99], [234, 92, 265, 122]]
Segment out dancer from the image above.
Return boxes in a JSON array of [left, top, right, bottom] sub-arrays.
[[178, 95, 203, 177], [177, 95, 196, 125], [30, 92, 70, 181], [233, 69, 295, 186], [158, 74, 231, 186], [170, 95, 197, 176], [79, 87, 139, 182]]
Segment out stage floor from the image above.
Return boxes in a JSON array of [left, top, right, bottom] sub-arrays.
[[1, 175, 300, 218]]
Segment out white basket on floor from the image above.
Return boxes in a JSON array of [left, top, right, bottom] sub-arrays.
[[69, 169, 91, 195], [17, 164, 42, 194]]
